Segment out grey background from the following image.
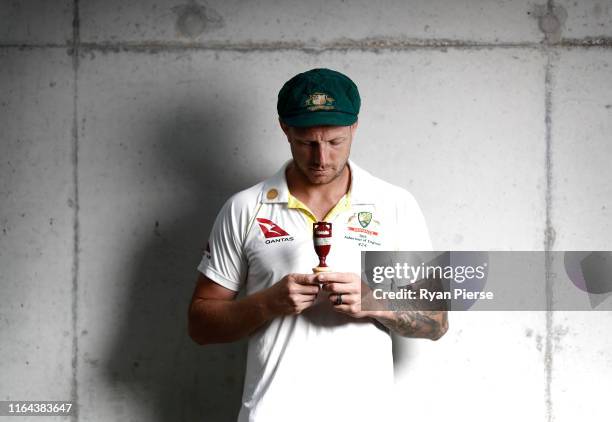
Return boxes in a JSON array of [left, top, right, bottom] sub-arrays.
[[1, 0, 611, 421]]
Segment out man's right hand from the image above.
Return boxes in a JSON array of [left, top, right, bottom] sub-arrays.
[[188, 272, 320, 345], [264, 273, 320, 316]]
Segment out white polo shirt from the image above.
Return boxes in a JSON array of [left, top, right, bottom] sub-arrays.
[[197, 159, 432, 422]]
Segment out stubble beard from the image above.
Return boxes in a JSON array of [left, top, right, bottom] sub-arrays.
[[296, 159, 348, 186]]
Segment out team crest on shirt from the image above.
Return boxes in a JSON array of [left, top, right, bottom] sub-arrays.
[[345, 211, 382, 247], [256, 218, 295, 244], [358, 212, 372, 228]]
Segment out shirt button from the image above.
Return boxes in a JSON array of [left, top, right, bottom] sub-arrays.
[[266, 189, 278, 200]]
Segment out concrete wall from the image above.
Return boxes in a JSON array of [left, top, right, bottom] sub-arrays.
[[1, 1, 611, 421]]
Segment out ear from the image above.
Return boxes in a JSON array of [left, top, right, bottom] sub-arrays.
[[349, 119, 358, 137]]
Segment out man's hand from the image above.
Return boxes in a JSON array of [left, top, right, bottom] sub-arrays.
[[316, 272, 371, 319], [316, 271, 449, 340], [264, 273, 321, 316]]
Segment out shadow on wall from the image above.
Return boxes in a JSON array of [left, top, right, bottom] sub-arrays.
[[103, 102, 252, 422]]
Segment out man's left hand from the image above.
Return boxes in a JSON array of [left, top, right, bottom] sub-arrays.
[[316, 272, 371, 319]]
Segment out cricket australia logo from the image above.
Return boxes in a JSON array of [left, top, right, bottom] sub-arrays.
[[358, 212, 372, 228], [345, 211, 382, 248], [304, 92, 335, 111], [256, 218, 295, 244]]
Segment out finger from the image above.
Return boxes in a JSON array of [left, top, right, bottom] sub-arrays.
[[300, 285, 321, 295], [296, 296, 318, 304], [329, 293, 354, 305], [293, 273, 320, 285], [321, 283, 342, 293], [322, 282, 342, 293], [316, 272, 353, 284], [323, 282, 359, 294]]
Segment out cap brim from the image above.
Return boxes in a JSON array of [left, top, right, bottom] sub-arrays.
[[281, 111, 357, 127]]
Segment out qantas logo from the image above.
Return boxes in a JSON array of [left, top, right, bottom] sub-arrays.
[[256, 218, 289, 238], [256, 218, 294, 244]]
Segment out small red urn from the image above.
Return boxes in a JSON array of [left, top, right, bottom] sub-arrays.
[[312, 222, 332, 273]]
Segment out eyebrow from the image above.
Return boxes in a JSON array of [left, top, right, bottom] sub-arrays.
[[294, 136, 346, 142]]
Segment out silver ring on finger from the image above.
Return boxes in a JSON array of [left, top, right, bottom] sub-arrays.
[[335, 294, 343, 305]]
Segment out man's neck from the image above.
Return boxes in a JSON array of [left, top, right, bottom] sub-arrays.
[[286, 161, 351, 220]]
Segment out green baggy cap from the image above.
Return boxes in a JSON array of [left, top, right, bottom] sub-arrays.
[[277, 68, 360, 127]]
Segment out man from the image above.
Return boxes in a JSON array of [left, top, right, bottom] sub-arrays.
[[188, 68, 448, 422]]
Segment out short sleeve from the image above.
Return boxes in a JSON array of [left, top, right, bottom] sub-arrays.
[[197, 196, 248, 291], [394, 189, 433, 251]]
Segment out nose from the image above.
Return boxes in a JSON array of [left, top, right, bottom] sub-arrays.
[[312, 142, 328, 167]]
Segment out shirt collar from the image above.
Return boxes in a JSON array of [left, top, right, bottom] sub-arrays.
[[261, 160, 292, 204], [261, 158, 375, 205], [347, 159, 376, 205]]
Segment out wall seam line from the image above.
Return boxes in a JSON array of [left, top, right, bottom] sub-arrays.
[[70, 0, 80, 421], [544, 1, 556, 420], [1, 38, 612, 51]]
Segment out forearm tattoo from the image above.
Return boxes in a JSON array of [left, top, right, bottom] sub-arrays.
[[376, 310, 448, 340], [365, 275, 448, 340]]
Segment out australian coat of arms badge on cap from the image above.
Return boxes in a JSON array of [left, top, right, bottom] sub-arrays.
[[304, 92, 336, 111]]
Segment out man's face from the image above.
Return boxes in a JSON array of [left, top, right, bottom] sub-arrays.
[[281, 121, 357, 185]]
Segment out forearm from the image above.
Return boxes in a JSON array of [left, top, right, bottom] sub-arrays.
[[188, 290, 275, 345], [371, 310, 448, 341], [365, 272, 448, 340]]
